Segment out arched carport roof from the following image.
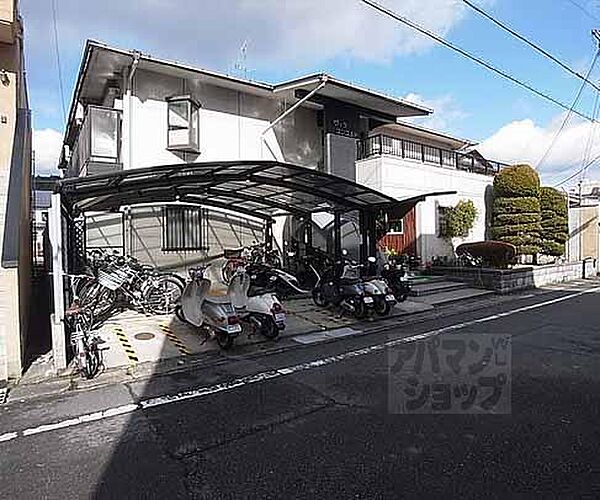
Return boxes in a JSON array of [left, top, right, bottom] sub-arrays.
[[56, 160, 453, 220]]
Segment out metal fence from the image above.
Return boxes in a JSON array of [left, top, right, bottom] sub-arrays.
[[357, 134, 507, 176]]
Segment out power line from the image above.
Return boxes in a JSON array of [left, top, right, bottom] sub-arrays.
[[554, 150, 600, 187], [565, 0, 600, 23], [535, 50, 600, 170], [357, 0, 595, 122], [51, 0, 66, 123], [580, 89, 600, 180], [461, 0, 600, 93]]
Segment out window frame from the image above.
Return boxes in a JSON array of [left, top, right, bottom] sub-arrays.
[[162, 205, 205, 252], [387, 218, 404, 235], [166, 95, 201, 153]]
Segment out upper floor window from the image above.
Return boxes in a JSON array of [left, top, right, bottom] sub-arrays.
[[167, 96, 200, 153]]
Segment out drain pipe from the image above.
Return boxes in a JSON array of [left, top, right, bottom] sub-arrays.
[[126, 51, 141, 170], [261, 76, 328, 160]]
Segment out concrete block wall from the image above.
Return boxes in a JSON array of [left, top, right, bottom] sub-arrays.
[[432, 260, 597, 293]]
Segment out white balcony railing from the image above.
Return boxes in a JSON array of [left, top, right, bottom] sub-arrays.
[[357, 134, 507, 176]]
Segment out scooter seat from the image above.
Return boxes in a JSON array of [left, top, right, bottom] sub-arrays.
[[204, 295, 232, 304]]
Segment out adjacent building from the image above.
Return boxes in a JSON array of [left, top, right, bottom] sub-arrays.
[[0, 0, 31, 383]]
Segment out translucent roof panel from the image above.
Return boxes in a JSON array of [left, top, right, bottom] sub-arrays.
[[57, 160, 453, 219]]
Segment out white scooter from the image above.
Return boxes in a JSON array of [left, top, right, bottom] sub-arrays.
[[229, 267, 286, 339], [175, 266, 242, 350]]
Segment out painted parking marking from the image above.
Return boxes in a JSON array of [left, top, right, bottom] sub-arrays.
[[159, 322, 192, 356], [2, 285, 599, 445], [113, 327, 138, 365]]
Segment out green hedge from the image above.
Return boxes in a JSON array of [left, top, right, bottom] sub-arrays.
[[541, 241, 565, 256], [539, 187, 568, 256], [493, 164, 540, 198], [494, 213, 540, 225], [498, 234, 541, 248], [493, 196, 540, 215], [492, 222, 542, 238]]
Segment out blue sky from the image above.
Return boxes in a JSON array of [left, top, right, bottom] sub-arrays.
[[21, 0, 600, 185]]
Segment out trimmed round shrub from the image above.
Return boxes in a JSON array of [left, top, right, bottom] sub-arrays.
[[456, 240, 516, 268], [539, 187, 568, 257], [491, 164, 541, 255], [493, 164, 540, 198]]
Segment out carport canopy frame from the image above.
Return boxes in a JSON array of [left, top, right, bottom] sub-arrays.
[[57, 160, 451, 220], [49, 160, 454, 371]]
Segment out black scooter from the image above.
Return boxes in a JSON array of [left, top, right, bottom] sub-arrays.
[[311, 252, 374, 318], [381, 258, 411, 302]]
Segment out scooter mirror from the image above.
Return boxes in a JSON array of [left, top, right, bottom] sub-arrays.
[[367, 256, 377, 263]]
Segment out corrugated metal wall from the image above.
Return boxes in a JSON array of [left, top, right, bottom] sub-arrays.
[[379, 208, 417, 256]]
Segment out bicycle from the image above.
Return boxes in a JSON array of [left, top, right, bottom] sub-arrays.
[[64, 274, 105, 379]]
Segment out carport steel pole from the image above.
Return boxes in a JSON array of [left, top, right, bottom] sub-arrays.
[[48, 192, 68, 372]]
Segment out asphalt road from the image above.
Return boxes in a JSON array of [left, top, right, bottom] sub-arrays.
[[1, 282, 600, 499]]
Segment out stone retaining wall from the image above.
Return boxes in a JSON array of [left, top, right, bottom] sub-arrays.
[[431, 259, 598, 294]]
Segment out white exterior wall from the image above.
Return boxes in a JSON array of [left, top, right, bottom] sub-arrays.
[[126, 69, 321, 170], [357, 155, 493, 263]]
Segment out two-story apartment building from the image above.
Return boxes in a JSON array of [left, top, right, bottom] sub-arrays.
[[58, 41, 435, 269], [0, 0, 31, 384], [59, 41, 507, 274]]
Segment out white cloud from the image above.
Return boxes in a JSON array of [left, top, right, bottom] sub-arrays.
[[401, 92, 468, 132], [22, 0, 467, 69], [33, 129, 62, 176], [478, 115, 600, 186]]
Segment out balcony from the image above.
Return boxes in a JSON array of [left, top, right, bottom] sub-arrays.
[[68, 106, 122, 177], [0, 0, 16, 44], [357, 134, 507, 176]]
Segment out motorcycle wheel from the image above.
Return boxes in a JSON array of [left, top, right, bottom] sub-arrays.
[[374, 298, 392, 316], [312, 287, 328, 307], [216, 331, 234, 350], [260, 316, 280, 340], [174, 305, 186, 323], [354, 299, 368, 319]]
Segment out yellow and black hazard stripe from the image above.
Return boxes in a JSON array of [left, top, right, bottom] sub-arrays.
[[113, 326, 139, 364], [159, 323, 192, 356]]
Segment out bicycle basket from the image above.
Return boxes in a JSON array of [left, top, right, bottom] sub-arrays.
[[97, 265, 134, 291], [224, 248, 243, 259]]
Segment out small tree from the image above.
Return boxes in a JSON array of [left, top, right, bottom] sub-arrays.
[[491, 164, 542, 256], [441, 199, 478, 240], [540, 187, 568, 257]]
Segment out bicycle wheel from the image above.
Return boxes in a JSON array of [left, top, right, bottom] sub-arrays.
[[143, 275, 185, 314], [82, 341, 102, 379], [79, 281, 117, 321]]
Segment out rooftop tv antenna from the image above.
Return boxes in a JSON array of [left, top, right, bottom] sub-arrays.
[[233, 39, 249, 79]]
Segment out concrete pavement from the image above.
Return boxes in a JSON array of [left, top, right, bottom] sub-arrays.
[[1, 280, 600, 498]]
